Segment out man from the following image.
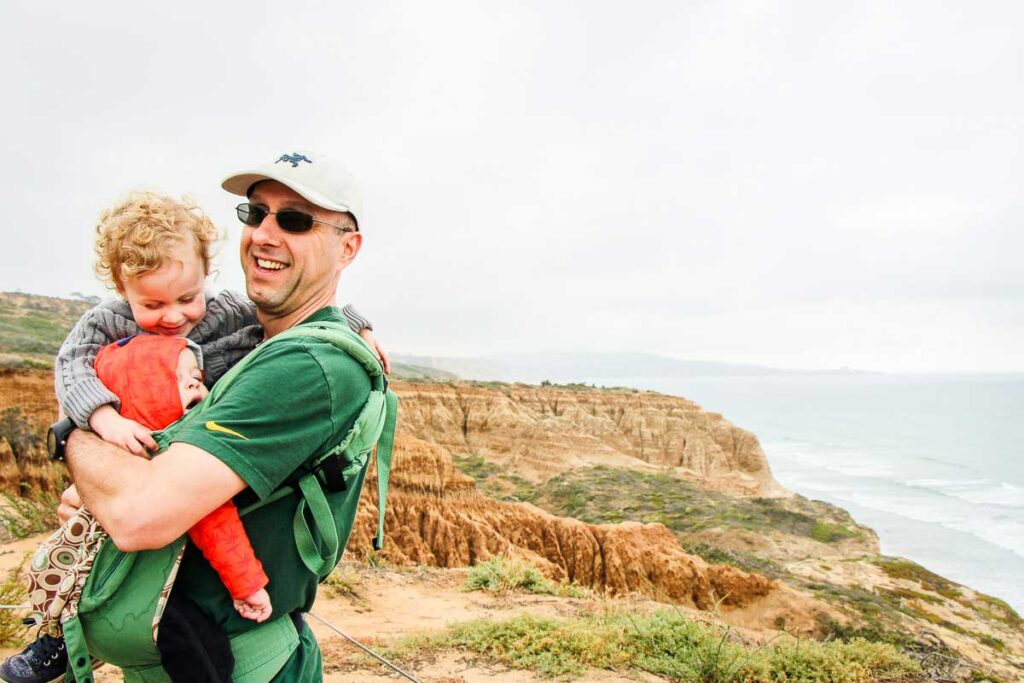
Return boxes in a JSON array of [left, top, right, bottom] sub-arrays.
[[60, 149, 371, 681]]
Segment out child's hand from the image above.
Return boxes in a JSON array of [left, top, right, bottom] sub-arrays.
[[359, 328, 391, 375], [234, 588, 273, 623], [88, 405, 157, 456]]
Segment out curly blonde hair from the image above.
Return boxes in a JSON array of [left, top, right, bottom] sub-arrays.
[[94, 192, 222, 291]]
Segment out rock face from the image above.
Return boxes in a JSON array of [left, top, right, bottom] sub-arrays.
[[394, 381, 788, 497], [349, 433, 780, 614]]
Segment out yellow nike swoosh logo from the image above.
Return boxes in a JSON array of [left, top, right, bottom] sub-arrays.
[[205, 421, 249, 440]]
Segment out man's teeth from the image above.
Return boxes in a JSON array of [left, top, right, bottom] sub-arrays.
[[256, 258, 286, 270]]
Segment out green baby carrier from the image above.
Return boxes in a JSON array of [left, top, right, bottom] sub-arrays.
[[60, 320, 398, 683]]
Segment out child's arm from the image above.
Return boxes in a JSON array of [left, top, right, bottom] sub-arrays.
[[55, 301, 157, 454], [187, 500, 272, 622], [342, 304, 391, 374], [192, 290, 262, 385], [55, 299, 140, 427]]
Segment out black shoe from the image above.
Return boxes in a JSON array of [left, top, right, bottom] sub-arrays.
[[0, 635, 67, 683]]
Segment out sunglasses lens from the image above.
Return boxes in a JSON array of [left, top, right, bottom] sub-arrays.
[[275, 210, 314, 233], [236, 204, 266, 226]]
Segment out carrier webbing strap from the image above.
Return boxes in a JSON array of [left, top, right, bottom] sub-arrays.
[[63, 616, 92, 682], [373, 389, 398, 551], [292, 474, 340, 578]]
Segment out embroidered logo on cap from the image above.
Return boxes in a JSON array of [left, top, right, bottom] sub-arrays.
[[275, 153, 312, 168]]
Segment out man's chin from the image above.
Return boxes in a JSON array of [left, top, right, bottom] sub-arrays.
[[246, 285, 287, 315]]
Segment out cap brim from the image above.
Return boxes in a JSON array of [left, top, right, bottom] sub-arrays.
[[221, 170, 353, 214]]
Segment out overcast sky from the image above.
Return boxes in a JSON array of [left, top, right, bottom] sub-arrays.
[[2, 1, 1022, 372]]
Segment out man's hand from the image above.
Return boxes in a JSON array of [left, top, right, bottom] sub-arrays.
[[89, 405, 157, 456], [58, 484, 83, 525], [234, 588, 273, 623], [358, 328, 391, 375]]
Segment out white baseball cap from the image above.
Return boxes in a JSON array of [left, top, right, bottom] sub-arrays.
[[221, 149, 363, 227]]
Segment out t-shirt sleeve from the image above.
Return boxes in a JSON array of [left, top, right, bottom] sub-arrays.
[[168, 339, 370, 499]]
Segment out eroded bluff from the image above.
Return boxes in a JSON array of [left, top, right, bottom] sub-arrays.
[[346, 433, 805, 624], [391, 381, 787, 497]]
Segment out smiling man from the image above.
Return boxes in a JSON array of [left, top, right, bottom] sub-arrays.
[[59, 150, 375, 682]]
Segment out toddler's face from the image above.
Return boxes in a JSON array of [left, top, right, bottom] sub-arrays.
[[120, 240, 207, 337], [177, 349, 208, 411]]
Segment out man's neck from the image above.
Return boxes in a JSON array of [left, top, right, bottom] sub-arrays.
[[258, 296, 336, 338]]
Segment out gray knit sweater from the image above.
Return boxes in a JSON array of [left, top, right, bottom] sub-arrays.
[[54, 290, 374, 428]]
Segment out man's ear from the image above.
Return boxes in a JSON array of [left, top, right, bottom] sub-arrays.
[[338, 232, 362, 269]]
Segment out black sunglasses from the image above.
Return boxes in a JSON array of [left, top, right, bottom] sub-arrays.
[[235, 203, 356, 234]]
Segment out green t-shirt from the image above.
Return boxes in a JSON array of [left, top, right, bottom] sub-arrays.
[[169, 306, 371, 681]]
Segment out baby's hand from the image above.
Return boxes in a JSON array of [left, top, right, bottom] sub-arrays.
[[358, 328, 391, 375], [234, 588, 272, 623], [88, 405, 157, 456]]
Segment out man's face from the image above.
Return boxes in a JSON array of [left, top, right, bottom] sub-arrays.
[[240, 181, 359, 317]]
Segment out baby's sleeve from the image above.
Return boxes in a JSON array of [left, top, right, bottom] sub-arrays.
[[188, 500, 268, 600], [55, 300, 141, 428]]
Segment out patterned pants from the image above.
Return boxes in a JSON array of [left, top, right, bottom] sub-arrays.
[[27, 506, 106, 636]]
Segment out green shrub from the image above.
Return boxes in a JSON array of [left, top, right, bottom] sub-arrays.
[[809, 520, 858, 543], [465, 557, 555, 596], [874, 559, 961, 599], [0, 490, 60, 539], [0, 566, 27, 647]]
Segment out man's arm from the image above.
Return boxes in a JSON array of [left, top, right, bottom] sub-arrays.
[[65, 431, 247, 551]]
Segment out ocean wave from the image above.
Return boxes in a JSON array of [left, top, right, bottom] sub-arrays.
[[845, 490, 1024, 559], [906, 478, 1024, 509], [764, 443, 899, 480]]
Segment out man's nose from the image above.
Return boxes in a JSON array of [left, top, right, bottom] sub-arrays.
[[251, 213, 283, 245]]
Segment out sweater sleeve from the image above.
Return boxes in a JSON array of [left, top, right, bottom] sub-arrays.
[[187, 500, 269, 600], [189, 290, 263, 384], [341, 303, 373, 332], [54, 299, 142, 428]]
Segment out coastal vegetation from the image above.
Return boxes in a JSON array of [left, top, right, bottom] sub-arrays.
[[376, 609, 923, 682], [0, 568, 27, 647], [451, 460, 864, 578], [464, 557, 591, 599]]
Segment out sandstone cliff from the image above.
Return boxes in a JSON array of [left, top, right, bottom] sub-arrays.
[[345, 432, 826, 635], [394, 381, 788, 497]]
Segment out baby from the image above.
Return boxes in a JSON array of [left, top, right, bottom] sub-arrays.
[[0, 192, 386, 683]]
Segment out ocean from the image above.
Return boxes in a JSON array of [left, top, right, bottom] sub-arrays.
[[583, 374, 1024, 614]]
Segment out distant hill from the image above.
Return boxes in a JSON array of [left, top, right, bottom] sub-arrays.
[[4, 291, 869, 381], [390, 361, 459, 382], [0, 292, 98, 368], [394, 351, 875, 384]]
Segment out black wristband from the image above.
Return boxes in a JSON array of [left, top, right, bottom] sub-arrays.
[[47, 417, 76, 462]]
